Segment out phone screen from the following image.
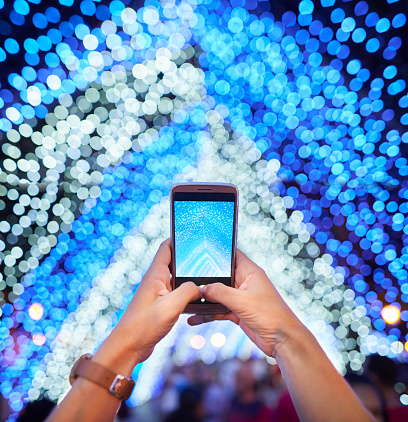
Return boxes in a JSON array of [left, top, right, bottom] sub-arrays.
[[173, 192, 236, 302]]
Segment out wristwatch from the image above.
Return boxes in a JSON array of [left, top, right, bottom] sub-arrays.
[[69, 354, 135, 400]]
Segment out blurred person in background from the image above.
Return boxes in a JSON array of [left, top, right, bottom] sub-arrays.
[[17, 398, 55, 422], [275, 388, 300, 422], [345, 373, 387, 422], [200, 362, 229, 422], [160, 364, 196, 417], [45, 241, 376, 422], [163, 385, 203, 422], [273, 370, 389, 422], [260, 361, 286, 411], [226, 361, 273, 422], [160, 360, 229, 422], [365, 355, 408, 422]]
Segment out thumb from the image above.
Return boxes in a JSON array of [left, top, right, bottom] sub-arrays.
[[203, 283, 243, 312], [166, 282, 200, 312]]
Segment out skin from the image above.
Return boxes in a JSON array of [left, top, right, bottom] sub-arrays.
[[46, 239, 200, 422], [187, 249, 375, 422], [351, 384, 384, 422], [46, 240, 375, 422]]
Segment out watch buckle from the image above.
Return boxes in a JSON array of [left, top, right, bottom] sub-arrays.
[[109, 374, 125, 399]]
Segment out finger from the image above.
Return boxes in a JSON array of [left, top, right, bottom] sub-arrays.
[[203, 283, 243, 313], [187, 312, 239, 326], [235, 249, 261, 287], [145, 239, 172, 287], [164, 281, 200, 313], [152, 238, 171, 267]]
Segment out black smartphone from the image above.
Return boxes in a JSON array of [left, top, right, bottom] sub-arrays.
[[170, 183, 239, 314]]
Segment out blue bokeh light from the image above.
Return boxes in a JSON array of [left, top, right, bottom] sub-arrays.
[[1, 0, 408, 413]]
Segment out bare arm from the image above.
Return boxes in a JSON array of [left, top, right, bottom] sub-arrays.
[[188, 250, 375, 422], [46, 240, 200, 422], [45, 332, 138, 422], [274, 326, 373, 422]]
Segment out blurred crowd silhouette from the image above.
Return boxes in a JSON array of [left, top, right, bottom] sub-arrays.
[[10, 354, 408, 422]]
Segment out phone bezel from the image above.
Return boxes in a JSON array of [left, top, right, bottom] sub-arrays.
[[170, 182, 238, 314]]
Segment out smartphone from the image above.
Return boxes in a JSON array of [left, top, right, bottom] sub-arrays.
[[170, 183, 239, 314]]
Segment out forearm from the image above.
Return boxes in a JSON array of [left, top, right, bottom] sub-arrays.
[[45, 240, 198, 422], [45, 376, 122, 422], [274, 324, 375, 422], [46, 330, 138, 422]]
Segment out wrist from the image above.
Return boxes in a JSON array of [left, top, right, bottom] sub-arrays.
[[92, 326, 142, 377], [273, 321, 319, 363]]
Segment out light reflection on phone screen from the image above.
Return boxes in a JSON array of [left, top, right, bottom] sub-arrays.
[[174, 201, 234, 277]]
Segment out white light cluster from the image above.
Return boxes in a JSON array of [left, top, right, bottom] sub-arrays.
[[0, 35, 204, 301]]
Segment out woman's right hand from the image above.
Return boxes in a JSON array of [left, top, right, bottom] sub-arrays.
[[189, 250, 376, 422], [188, 249, 308, 358]]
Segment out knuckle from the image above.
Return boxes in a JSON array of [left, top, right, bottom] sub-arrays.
[[259, 268, 268, 280], [184, 281, 198, 295], [186, 281, 198, 290]]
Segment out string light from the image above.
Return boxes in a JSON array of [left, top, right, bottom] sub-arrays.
[[190, 335, 206, 350], [28, 303, 43, 320], [381, 305, 401, 325], [211, 333, 226, 348], [0, 0, 408, 414]]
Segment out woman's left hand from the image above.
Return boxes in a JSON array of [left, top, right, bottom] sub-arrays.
[[92, 239, 200, 375]]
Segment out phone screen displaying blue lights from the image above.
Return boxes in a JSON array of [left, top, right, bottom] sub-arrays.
[[174, 201, 235, 278]]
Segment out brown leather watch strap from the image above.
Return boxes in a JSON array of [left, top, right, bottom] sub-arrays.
[[69, 354, 135, 400]]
